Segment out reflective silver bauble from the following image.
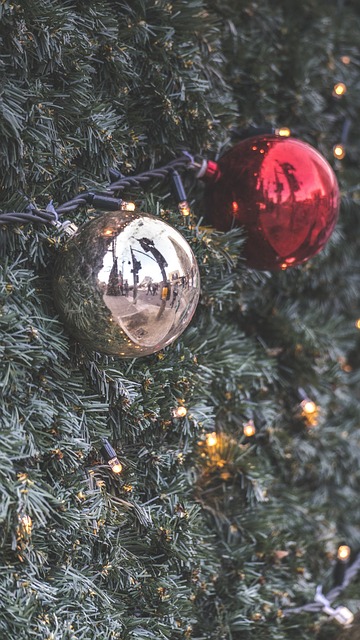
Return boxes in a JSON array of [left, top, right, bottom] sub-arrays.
[[53, 210, 200, 357]]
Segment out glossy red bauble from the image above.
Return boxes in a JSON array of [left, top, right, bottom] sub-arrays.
[[204, 135, 340, 271]]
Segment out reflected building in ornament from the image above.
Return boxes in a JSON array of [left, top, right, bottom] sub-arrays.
[[53, 210, 200, 357]]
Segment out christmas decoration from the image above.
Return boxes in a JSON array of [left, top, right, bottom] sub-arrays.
[[334, 144, 346, 159], [172, 406, 187, 418], [338, 546, 351, 562], [202, 135, 340, 270], [314, 588, 354, 627], [53, 209, 200, 357], [243, 419, 256, 437], [100, 439, 123, 474], [284, 551, 360, 626]]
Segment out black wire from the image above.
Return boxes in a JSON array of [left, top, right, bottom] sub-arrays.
[[56, 195, 89, 214], [108, 154, 193, 194], [0, 209, 58, 226], [0, 153, 194, 226]]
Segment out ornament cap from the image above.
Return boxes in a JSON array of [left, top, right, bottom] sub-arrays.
[[196, 159, 221, 182]]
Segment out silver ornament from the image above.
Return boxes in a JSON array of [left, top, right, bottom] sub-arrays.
[[53, 210, 200, 357]]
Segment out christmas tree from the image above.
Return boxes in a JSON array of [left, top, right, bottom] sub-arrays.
[[1, 1, 360, 639]]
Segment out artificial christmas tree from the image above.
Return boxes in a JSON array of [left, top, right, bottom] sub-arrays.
[[1, 1, 360, 639]]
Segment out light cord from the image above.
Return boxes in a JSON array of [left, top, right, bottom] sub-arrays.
[[283, 553, 360, 618]]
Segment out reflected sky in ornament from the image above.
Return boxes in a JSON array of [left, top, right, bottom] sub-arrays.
[[98, 217, 191, 286]]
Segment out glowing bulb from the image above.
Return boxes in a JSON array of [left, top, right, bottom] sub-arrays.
[[205, 432, 218, 447], [333, 82, 347, 97], [276, 127, 291, 137], [355, 319, 360, 329], [300, 399, 317, 415], [337, 545, 351, 561], [333, 144, 346, 160], [100, 439, 123, 474], [108, 457, 123, 474], [340, 56, 351, 65], [243, 420, 256, 437], [121, 201, 136, 211], [102, 228, 114, 236], [172, 406, 187, 418], [178, 201, 191, 216]]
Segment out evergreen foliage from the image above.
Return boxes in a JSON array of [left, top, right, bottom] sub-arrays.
[[0, 1, 360, 639]]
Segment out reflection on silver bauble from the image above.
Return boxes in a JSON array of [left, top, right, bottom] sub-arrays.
[[53, 210, 200, 357]]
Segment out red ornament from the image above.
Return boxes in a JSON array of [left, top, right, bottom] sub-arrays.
[[203, 135, 340, 270]]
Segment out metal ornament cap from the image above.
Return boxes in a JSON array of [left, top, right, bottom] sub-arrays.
[[53, 210, 200, 357]]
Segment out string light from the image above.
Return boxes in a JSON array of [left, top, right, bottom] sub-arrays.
[[109, 459, 123, 474], [355, 319, 360, 329], [284, 552, 360, 626], [300, 399, 317, 415], [334, 544, 351, 587], [171, 169, 191, 216], [300, 398, 319, 426], [178, 200, 191, 216], [333, 144, 346, 160], [205, 432, 218, 447], [172, 405, 187, 418], [275, 127, 291, 137], [243, 419, 256, 437], [298, 389, 319, 426], [100, 439, 123, 474], [340, 55, 351, 65], [337, 545, 351, 562], [333, 82, 347, 97], [120, 201, 136, 211]]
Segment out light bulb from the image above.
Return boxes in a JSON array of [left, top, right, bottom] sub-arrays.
[[205, 432, 218, 447], [275, 127, 291, 137], [108, 458, 123, 474], [333, 82, 347, 97], [172, 406, 187, 418], [243, 420, 256, 437], [333, 144, 346, 160], [100, 439, 123, 474], [121, 201, 136, 211], [355, 319, 360, 329], [300, 399, 317, 415], [178, 201, 191, 216], [337, 545, 351, 561]]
